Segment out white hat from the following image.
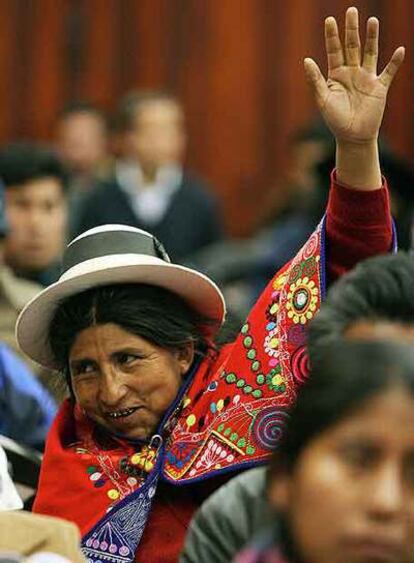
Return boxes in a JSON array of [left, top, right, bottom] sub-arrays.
[[16, 225, 226, 370]]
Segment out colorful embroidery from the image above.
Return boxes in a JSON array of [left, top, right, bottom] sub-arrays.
[[163, 219, 326, 483], [82, 468, 159, 563], [253, 407, 289, 450], [286, 276, 319, 325], [75, 417, 163, 508]]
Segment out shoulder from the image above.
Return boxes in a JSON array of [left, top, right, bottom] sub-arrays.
[[0, 266, 42, 310], [180, 172, 219, 203], [181, 467, 269, 563], [82, 177, 122, 204], [201, 466, 267, 513], [97, 177, 122, 195]]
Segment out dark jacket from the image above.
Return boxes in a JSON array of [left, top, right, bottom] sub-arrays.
[[73, 172, 224, 261], [181, 467, 269, 563]]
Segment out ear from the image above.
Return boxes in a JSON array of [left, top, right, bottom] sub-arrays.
[[268, 473, 291, 512], [175, 341, 195, 376]]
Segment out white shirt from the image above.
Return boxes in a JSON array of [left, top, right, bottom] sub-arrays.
[[116, 162, 183, 225], [0, 445, 23, 510]]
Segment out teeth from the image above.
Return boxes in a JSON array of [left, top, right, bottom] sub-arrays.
[[107, 408, 136, 419]]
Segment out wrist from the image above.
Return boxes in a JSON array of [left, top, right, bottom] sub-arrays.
[[336, 140, 381, 190], [336, 138, 378, 150]]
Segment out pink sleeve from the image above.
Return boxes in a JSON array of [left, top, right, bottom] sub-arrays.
[[325, 171, 393, 283]]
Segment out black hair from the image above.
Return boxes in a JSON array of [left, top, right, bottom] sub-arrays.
[[288, 119, 334, 147], [48, 283, 216, 388], [58, 101, 107, 127], [0, 142, 68, 191], [274, 340, 414, 473], [308, 252, 414, 365], [114, 89, 181, 133]]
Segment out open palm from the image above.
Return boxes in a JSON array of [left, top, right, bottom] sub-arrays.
[[305, 8, 405, 144]]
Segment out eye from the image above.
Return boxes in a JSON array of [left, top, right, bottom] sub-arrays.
[[44, 201, 57, 212], [71, 360, 96, 377], [14, 199, 30, 210], [404, 456, 414, 490], [116, 352, 141, 366], [338, 443, 378, 470]]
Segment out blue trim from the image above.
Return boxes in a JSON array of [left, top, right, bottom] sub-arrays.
[[82, 445, 163, 563], [391, 219, 398, 252], [319, 217, 327, 301], [158, 356, 202, 433], [161, 456, 266, 486]]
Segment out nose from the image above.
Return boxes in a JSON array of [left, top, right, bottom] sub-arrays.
[[27, 209, 46, 233], [366, 463, 404, 522], [98, 367, 128, 408]]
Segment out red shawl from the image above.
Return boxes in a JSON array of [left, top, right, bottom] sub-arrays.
[[34, 220, 325, 540]]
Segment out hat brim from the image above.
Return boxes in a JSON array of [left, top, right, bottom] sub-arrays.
[[16, 254, 226, 370]]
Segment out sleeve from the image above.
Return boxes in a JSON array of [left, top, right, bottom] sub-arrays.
[[0, 344, 57, 447], [325, 171, 393, 283], [180, 468, 269, 563], [207, 171, 394, 406]]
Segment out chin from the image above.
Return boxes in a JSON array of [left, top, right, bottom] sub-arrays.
[[103, 420, 155, 442]]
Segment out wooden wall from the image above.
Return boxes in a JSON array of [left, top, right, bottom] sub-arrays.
[[0, 0, 412, 234]]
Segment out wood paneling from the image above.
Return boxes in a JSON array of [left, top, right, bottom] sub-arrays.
[[0, 0, 411, 234]]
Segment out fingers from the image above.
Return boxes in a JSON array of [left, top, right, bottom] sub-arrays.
[[362, 17, 379, 73], [304, 58, 329, 107], [325, 16, 344, 72], [345, 6, 361, 66], [379, 46, 405, 89]]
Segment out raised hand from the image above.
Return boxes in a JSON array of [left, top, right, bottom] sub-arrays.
[[304, 7, 405, 145]]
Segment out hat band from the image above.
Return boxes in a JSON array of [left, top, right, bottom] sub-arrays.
[[62, 231, 170, 274]]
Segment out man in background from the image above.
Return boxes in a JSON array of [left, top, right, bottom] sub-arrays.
[[56, 102, 110, 192], [55, 102, 112, 235], [0, 178, 58, 447], [0, 143, 68, 287], [75, 90, 224, 261]]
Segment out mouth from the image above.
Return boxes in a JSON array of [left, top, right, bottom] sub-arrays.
[[105, 407, 141, 420], [344, 536, 404, 562]]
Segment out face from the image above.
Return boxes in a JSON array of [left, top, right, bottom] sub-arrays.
[[4, 178, 67, 271], [128, 99, 186, 170], [57, 112, 107, 174], [69, 323, 194, 440], [270, 388, 414, 563]]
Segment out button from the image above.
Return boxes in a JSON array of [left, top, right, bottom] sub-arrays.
[[107, 489, 120, 500]]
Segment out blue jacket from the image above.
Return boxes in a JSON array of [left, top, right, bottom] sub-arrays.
[[0, 343, 57, 448]]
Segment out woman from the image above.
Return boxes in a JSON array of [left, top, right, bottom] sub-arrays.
[[235, 340, 414, 563], [16, 8, 404, 563]]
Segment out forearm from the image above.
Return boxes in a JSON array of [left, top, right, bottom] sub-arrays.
[[336, 139, 381, 190], [325, 172, 393, 283]]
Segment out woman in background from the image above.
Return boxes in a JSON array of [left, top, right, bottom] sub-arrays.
[[236, 341, 414, 563]]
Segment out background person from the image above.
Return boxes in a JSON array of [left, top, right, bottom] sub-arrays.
[[56, 101, 110, 192], [55, 102, 112, 236], [74, 90, 224, 261], [0, 143, 68, 287], [235, 341, 414, 563]]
